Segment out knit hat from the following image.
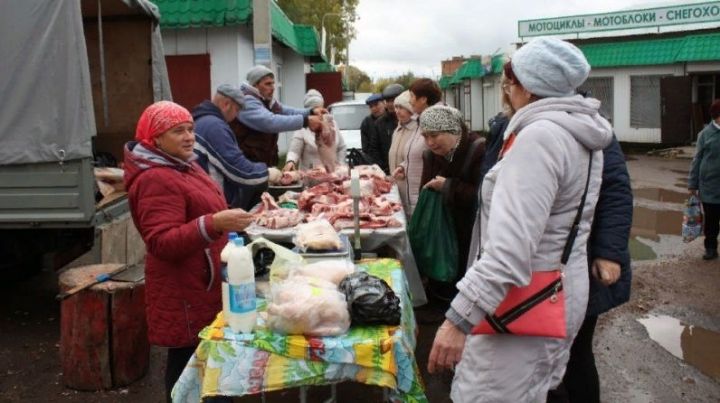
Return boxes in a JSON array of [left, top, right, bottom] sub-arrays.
[[135, 101, 193, 146], [303, 89, 324, 108], [393, 90, 413, 113], [246, 65, 274, 86], [419, 105, 463, 136], [216, 84, 245, 107], [511, 37, 590, 98]]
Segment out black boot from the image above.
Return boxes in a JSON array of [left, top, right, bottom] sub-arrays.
[[702, 248, 718, 260]]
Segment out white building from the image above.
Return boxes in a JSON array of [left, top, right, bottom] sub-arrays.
[[519, 2, 720, 144], [152, 0, 325, 152]]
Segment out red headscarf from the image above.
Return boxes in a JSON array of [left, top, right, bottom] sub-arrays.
[[135, 101, 193, 146]]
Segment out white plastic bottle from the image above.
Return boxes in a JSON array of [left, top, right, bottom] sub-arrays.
[[225, 237, 257, 333], [221, 232, 239, 326]]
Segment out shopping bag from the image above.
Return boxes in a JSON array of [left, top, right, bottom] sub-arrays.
[[682, 195, 703, 243], [408, 189, 458, 282]]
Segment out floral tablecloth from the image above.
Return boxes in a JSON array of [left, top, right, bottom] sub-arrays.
[[172, 258, 427, 402]]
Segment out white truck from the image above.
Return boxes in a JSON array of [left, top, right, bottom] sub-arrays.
[[0, 0, 171, 278]]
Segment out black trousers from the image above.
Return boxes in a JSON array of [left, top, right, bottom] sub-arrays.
[[165, 346, 196, 403], [546, 315, 600, 403], [703, 202, 720, 251]]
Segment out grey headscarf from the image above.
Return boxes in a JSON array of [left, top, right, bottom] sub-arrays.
[[419, 105, 464, 136]]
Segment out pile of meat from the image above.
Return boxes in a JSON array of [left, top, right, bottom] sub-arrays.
[[254, 192, 304, 229], [254, 164, 401, 230]]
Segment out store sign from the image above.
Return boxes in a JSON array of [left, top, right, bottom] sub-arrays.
[[519, 1, 720, 37]]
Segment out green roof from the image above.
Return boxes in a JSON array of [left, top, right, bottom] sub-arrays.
[[311, 62, 336, 73], [579, 32, 720, 68], [151, 0, 251, 28], [438, 75, 453, 89], [491, 54, 505, 74], [151, 0, 323, 59], [450, 59, 486, 84]]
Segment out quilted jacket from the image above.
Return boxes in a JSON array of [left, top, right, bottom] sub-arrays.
[[124, 141, 227, 347]]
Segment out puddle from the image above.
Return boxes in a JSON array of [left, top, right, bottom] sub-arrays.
[[631, 206, 683, 239], [634, 188, 688, 204], [629, 237, 657, 261], [638, 315, 720, 382]]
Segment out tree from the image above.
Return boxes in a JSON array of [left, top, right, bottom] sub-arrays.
[[345, 65, 371, 92], [374, 71, 417, 93], [277, 0, 358, 64]]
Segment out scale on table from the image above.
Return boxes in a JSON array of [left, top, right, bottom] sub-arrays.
[[350, 168, 363, 262]]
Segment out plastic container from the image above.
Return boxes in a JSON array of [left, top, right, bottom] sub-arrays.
[[222, 237, 257, 333]]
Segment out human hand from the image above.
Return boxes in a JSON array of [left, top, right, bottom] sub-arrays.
[[591, 258, 621, 286], [423, 175, 446, 191], [689, 189, 698, 196], [392, 166, 405, 180], [428, 320, 466, 374], [268, 167, 282, 183], [312, 107, 328, 116], [282, 161, 296, 172], [212, 209, 254, 232], [308, 115, 323, 132]]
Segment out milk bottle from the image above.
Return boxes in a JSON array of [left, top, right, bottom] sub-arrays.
[[224, 237, 257, 333]]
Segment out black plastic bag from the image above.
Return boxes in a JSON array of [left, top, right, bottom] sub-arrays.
[[339, 272, 401, 326]]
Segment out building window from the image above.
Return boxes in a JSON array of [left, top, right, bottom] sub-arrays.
[[578, 77, 614, 123], [630, 75, 662, 129]]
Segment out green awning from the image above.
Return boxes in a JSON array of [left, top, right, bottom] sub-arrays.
[[151, 0, 252, 28], [491, 54, 506, 74], [450, 59, 486, 85], [438, 75, 453, 89], [311, 62, 336, 73], [579, 32, 720, 68], [151, 0, 324, 60]]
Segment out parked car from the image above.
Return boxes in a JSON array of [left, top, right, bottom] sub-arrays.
[[328, 100, 369, 150]]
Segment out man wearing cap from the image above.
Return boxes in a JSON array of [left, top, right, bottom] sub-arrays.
[[367, 83, 404, 173], [193, 84, 278, 210], [360, 93, 385, 153], [232, 65, 324, 167]]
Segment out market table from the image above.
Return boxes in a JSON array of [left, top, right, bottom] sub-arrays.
[[245, 185, 427, 307], [171, 259, 427, 403]]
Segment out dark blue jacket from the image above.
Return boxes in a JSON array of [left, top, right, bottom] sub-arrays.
[[480, 113, 509, 179], [586, 136, 633, 316], [192, 101, 268, 207]]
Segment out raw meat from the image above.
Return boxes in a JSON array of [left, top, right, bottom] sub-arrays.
[[291, 260, 354, 285], [295, 219, 342, 251], [267, 276, 350, 336], [254, 192, 304, 229]]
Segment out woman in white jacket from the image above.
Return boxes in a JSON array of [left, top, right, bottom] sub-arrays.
[[392, 79, 442, 217], [284, 90, 346, 171], [428, 37, 613, 402]]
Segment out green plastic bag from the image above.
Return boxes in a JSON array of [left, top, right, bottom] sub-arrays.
[[408, 189, 458, 282]]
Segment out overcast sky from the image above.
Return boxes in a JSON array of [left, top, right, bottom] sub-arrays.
[[349, 0, 703, 79]]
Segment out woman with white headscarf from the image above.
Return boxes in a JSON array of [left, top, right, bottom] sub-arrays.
[[427, 37, 613, 401], [283, 89, 346, 171]]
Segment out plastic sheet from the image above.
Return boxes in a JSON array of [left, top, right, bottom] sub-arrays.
[[267, 276, 350, 336]]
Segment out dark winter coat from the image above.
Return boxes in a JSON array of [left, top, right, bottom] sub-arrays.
[[124, 142, 227, 348], [192, 100, 268, 208], [420, 132, 485, 278], [479, 113, 509, 180], [367, 112, 398, 173], [586, 136, 633, 316]]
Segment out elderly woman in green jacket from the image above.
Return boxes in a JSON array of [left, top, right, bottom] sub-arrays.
[[689, 99, 720, 260]]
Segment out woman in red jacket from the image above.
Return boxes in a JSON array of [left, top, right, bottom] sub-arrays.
[[123, 101, 253, 402]]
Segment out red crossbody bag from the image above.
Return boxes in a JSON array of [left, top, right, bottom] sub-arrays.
[[471, 133, 592, 338]]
